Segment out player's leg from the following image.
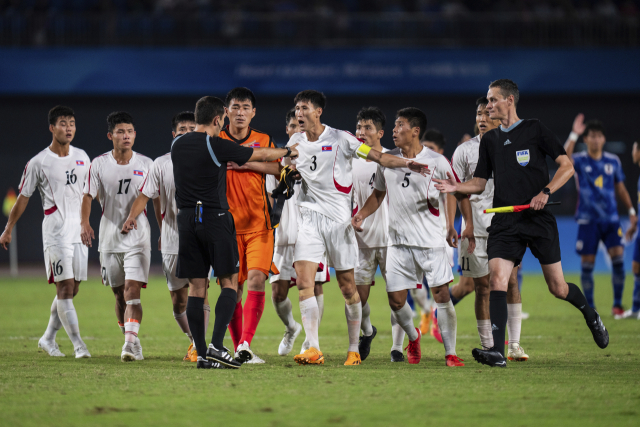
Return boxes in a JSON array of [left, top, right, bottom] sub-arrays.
[[300, 261, 330, 354], [336, 268, 362, 365], [163, 253, 193, 360], [506, 266, 528, 361], [474, 275, 492, 350], [354, 247, 375, 346], [39, 294, 64, 356], [293, 261, 324, 364], [410, 286, 431, 333], [54, 277, 89, 357], [100, 252, 127, 335], [605, 222, 625, 315], [617, 234, 640, 319], [314, 282, 325, 322], [121, 248, 150, 362], [576, 222, 598, 309], [112, 286, 126, 332], [271, 244, 302, 354], [228, 234, 247, 352], [389, 310, 406, 362]]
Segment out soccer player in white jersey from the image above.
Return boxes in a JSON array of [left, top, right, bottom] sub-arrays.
[[121, 111, 208, 363], [351, 106, 389, 361], [449, 97, 528, 361], [353, 108, 465, 367], [286, 91, 429, 366], [0, 106, 91, 358], [81, 112, 153, 362]]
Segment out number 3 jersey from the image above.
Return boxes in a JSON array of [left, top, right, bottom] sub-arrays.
[[85, 151, 153, 253], [374, 146, 456, 248], [18, 145, 91, 249]]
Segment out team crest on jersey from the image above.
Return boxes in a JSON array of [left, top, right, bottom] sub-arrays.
[[516, 150, 529, 166], [76, 160, 84, 166], [133, 170, 143, 176], [322, 146, 332, 151], [604, 163, 613, 175]]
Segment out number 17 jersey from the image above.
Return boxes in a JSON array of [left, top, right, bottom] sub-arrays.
[[84, 151, 153, 253]]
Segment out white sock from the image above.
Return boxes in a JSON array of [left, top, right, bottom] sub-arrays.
[[410, 287, 430, 314], [344, 301, 362, 352], [56, 298, 84, 348], [507, 303, 522, 345], [361, 302, 373, 336], [436, 301, 457, 356], [173, 311, 192, 342], [477, 319, 494, 350], [273, 297, 296, 331], [392, 302, 418, 341], [316, 294, 325, 324], [124, 320, 140, 344], [42, 296, 62, 342], [390, 311, 405, 352], [203, 304, 210, 337], [299, 297, 320, 350]]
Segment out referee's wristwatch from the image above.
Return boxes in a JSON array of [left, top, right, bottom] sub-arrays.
[[283, 147, 292, 158], [542, 187, 551, 196]]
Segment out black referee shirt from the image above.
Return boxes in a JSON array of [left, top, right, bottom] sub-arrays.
[[474, 119, 566, 208], [171, 132, 253, 210]]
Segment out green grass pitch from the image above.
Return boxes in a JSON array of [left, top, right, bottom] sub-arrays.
[[0, 273, 639, 427]]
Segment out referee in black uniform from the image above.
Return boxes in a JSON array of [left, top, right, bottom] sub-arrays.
[[435, 79, 609, 367], [171, 96, 298, 369]]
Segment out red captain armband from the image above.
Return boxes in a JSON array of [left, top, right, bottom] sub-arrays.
[[356, 144, 371, 159]]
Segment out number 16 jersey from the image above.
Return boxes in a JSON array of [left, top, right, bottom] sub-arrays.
[[85, 151, 153, 253]]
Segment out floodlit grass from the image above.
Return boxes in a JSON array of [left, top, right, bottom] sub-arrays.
[[0, 273, 638, 427]]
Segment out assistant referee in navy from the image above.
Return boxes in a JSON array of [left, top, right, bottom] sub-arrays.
[[435, 79, 608, 367], [171, 96, 297, 369]]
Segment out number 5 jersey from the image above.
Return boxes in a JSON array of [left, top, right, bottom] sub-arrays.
[[85, 151, 153, 253]]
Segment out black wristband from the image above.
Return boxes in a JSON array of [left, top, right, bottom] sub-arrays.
[[283, 147, 291, 158], [542, 187, 551, 196]]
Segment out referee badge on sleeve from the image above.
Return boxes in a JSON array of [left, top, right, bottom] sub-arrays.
[[516, 150, 530, 166]]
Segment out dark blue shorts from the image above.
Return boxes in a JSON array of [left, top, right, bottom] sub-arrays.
[[633, 233, 640, 264], [576, 221, 623, 255]]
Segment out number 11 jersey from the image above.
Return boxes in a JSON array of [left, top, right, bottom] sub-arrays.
[[85, 151, 153, 253]]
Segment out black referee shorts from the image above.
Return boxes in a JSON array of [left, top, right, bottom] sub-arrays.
[[487, 209, 561, 266], [176, 207, 240, 279]]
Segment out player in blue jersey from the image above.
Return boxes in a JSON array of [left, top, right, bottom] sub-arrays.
[[618, 141, 640, 319], [564, 115, 637, 316]]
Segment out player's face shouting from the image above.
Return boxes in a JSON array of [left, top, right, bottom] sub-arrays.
[[226, 98, 255, 130], [392, 117, 415, 148], [486, 87, 510, 121], [476, 104, 499, 136], [50, 115, 76, 145], [173, 121, 196, 138], [108, 123, 136, 151], [356, 119, 383, 147], [295, 101, 321, 132]]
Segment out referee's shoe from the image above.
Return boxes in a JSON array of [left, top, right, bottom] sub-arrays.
[[207, 344, 241, 368], [471, 347, 507, 368]]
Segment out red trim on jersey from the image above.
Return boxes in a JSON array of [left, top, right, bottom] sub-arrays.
[[332, 151, 353, 195], [426, 166, 439, 217], [19, 161, 30, 193], [447, 157, 461, 183], [161, 211, 166, 220], [139, 174, 149, 192], [352, 205, 359, 217], [416, 283, 422, 289], [44, 205, 58, 215], [143, 208, 147, 217], [41, 170, 58, 212], [317, 262, 324, 273], [48, 262, 55, 284]]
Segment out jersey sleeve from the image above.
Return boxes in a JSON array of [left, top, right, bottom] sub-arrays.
[[140, 160, 161, 199], [538, 121, 566, 160], [18, 158, 40, 198], [85, 158, 101, 199], [450, 146, 466, 183], [212, 137, 253, 166], [340, 132, 365, 159], [474, 134, 493, 180], [614, 156, 625, 183], [438, 156, 457, 181], [373, 164, 386, 192]]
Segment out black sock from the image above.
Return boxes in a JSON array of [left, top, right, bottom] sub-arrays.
[[564, 282, 597, 324], [449, 288, 460, 306], [489, 291, 508, 356], [186, 296, 206, 358], [211, 287, 238, 350]]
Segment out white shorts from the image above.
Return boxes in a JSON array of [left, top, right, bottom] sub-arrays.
[[458, 237, 489, 278], [100, 248, 151, 288], [386, 245, 453, 292], [294, 207, 358, 271], [44, 243, 88, 284], [355, 247, 387, 286], [270, 244, 330, 284], [162, 253, 189, 291]]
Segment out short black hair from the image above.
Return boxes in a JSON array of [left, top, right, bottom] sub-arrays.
[[476, 96, 489, 107], [194, 96, 225, 125], [172, 111, 195, 132], [489, 79, 520, 107], [584, 119, 606, 137], [107, 111, 135, 133], [421, 128, 446, 150], [225, 87, 256, 108], [285, 108, 296, 126], [396, 107, 428, 140], [357, 106, 386, 131], [48, 105, 75, 125], [294, 90, 326, 110]]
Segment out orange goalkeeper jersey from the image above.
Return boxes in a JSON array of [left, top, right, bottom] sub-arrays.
[[221, 126, 277, 234]]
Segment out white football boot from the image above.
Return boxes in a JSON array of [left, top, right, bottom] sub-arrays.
[[38, 337, 65, 357], [614, 309, 640, 320], [121, 342, 136, 362], [74, 343, 91, 358], [507, 343, 529, 361], [235, 341, 255, 364], [278, 322, 302, 356]]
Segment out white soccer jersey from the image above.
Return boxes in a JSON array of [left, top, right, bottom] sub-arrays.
[[139, 153, 179, 255], [352, 148, 389, 248], [85, 151, 153, 253], [374, 146, 455, 248], [287, 125, 362, 223], [18, 145, 90, 249], [451, 135, 495, 238]]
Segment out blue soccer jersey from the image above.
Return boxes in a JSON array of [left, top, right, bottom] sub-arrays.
[[573, 151, 625, 223]]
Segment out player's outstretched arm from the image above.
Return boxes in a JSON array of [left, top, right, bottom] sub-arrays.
[[530, 154, 575, 210], [352, 189, 386, 232], [563, 113, 586, 162], [80, 194, 95, 247], [228, 161, 283, 176], [248, 144, 299, 163], [364, 148, 430, 176], [0, 195, 29, 250], [457, 196, 476, 254], [121, 193, 151, 235], [434, 173, 487, 195]]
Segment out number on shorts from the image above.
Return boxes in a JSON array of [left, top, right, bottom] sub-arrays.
[[402, 172, 411, 188], [460, 257, 470, 272], [53, 260, 63, 276], [117, 179, 132, 194], [310, 155, 317, 171]]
